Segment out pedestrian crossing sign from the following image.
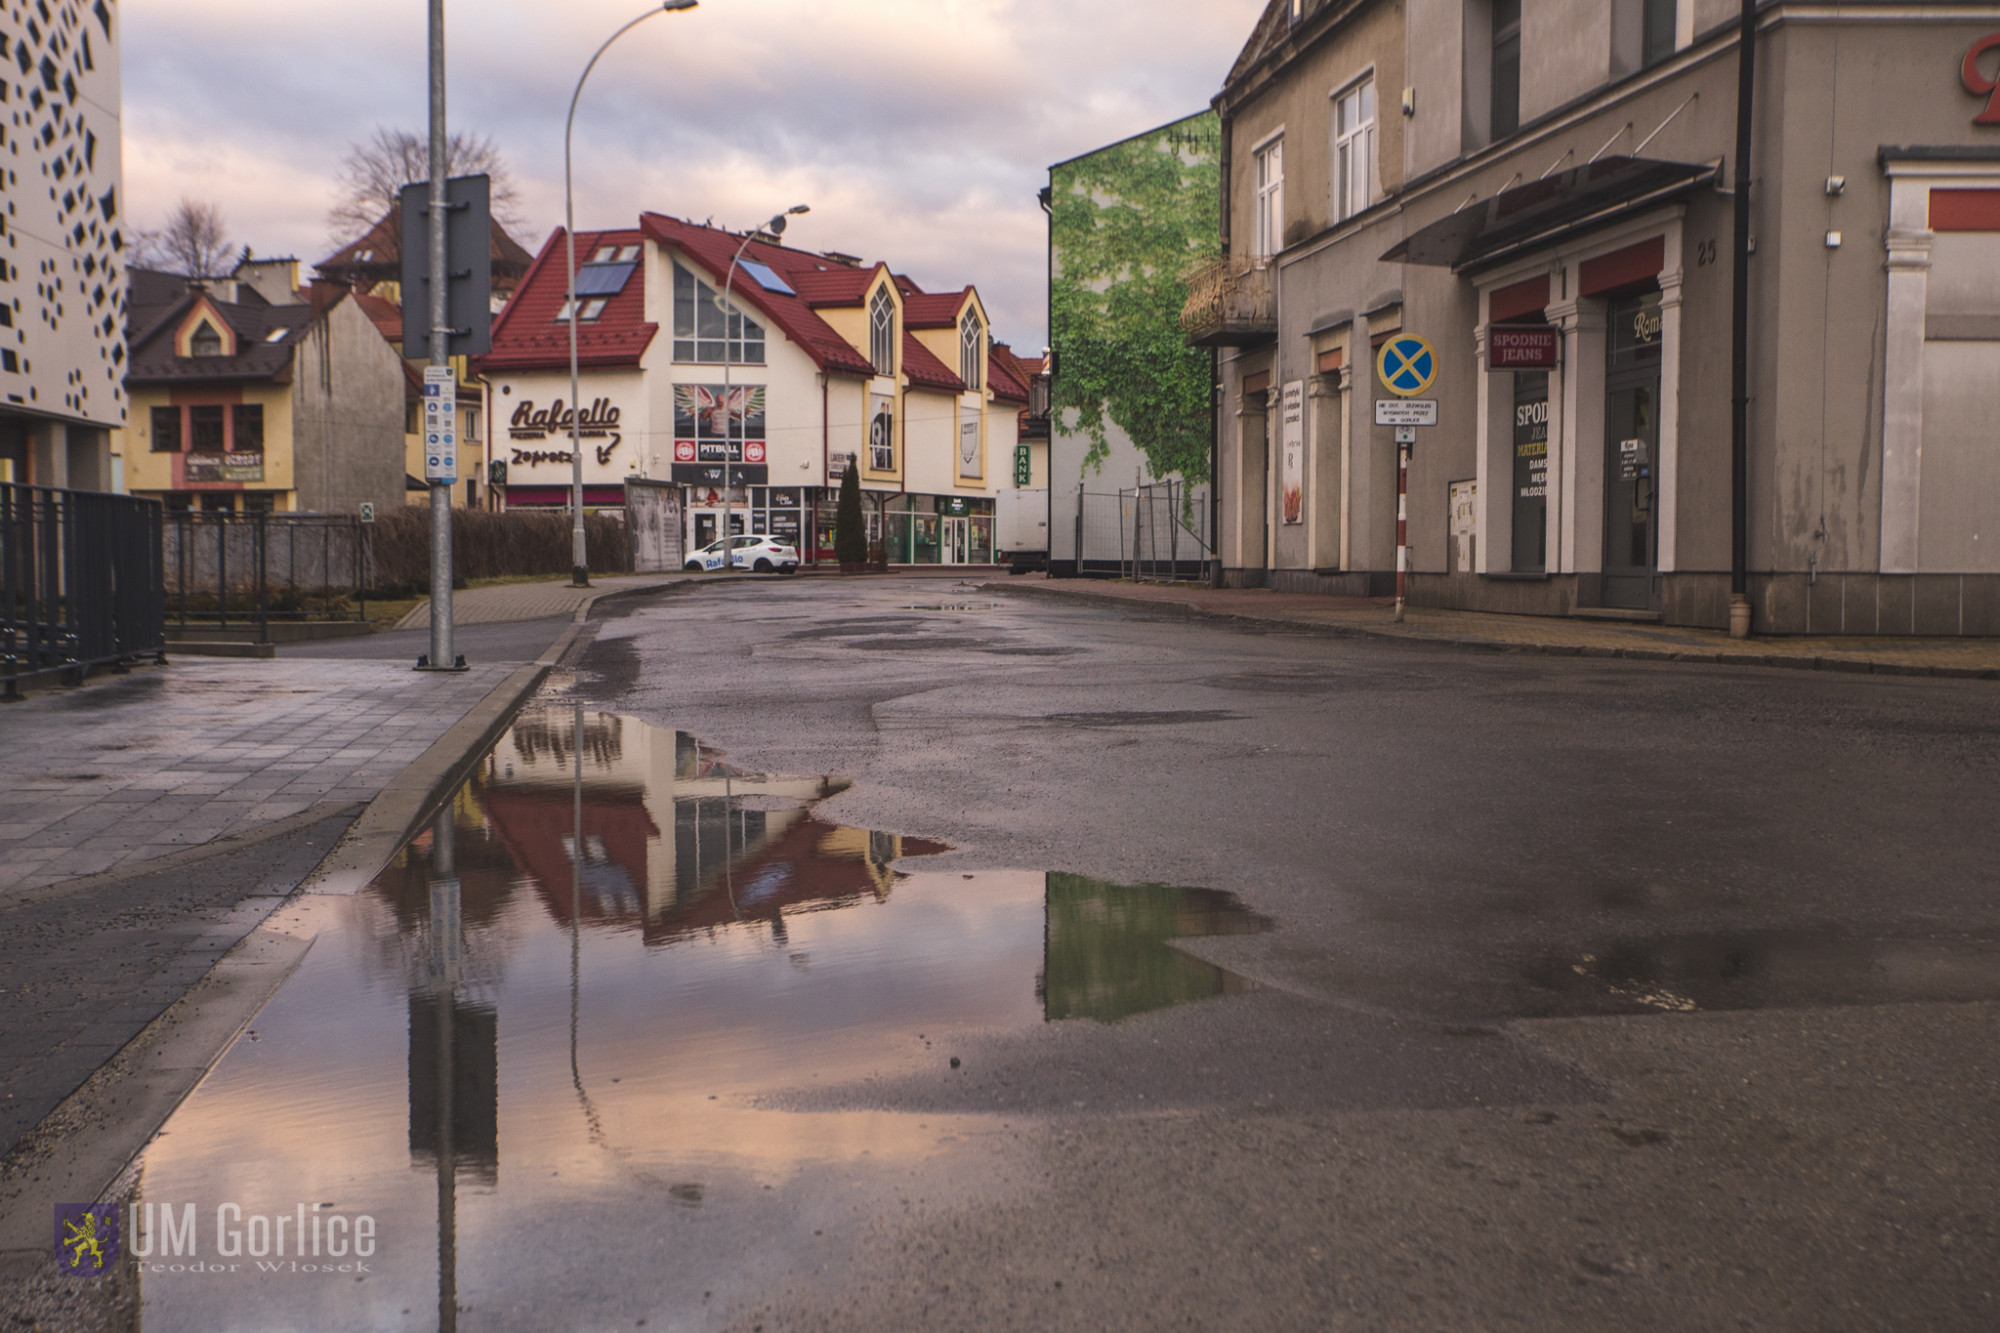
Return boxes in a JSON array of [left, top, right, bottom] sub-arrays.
[[1376, 335, 1437, 397]]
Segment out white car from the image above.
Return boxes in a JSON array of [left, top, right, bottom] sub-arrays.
[[685, 534, 801, 574]]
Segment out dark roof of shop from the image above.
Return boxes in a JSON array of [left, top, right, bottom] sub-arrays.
[[1381, 157, 1719, 272], [315, 201, 533, 291], [126, 277, 318, 386]]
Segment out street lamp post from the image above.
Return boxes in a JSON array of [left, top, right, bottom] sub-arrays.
[[717, 206, 808, 570], [564, 0, 698, 588]]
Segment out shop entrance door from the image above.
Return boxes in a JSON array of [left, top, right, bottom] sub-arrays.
[[940, 516, 970, 565], [1602, 293, 1663, 610]]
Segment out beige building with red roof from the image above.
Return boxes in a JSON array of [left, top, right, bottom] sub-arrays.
[[474, 214, 1033, 564]]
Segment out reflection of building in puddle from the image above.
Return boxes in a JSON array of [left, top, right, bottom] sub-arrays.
[[1040, 874, 1270, 1023], [474, 707, 944, 944]]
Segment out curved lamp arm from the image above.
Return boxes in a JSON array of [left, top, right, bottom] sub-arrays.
[[564, 0, 698, 586]]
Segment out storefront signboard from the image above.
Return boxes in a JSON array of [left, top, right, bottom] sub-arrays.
[[1489, 325, 1558, 369], [1280, 380, 1304, 524], [186, 452, 265, 483]]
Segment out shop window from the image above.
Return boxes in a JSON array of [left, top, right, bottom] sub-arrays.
[[1254, 137, 1284, 258], [150, 404, 180, 452], [240, 491, 274, 513], [870, 288, 896, 375], [189, 321, 223, 357], [672, 261, 765, 364], [231, 403, 263, 451], [189, 405, 224, 451], [960, 311, 983, 391], [1333, 77, 1376, 223], [1491, 0, 1521, 139]]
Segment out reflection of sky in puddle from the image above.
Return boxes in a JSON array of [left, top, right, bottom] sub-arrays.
[[124, 706, 1264, 1331]]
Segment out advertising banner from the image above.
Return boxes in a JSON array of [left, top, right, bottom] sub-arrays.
[[869, 393, 895, 472], [1280, 380, 1304, 524], [958, 406, 982, 481]]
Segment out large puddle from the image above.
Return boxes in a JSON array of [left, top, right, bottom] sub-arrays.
[[114, 703, 1265, 1330]]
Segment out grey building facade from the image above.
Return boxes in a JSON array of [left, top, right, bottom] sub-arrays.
[[1198, 0, 2000, 635]]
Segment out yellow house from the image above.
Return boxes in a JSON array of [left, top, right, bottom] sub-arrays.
[[119, 266, 407, 514]]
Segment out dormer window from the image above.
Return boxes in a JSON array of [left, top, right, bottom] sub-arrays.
[[960, 311, 983, 391], [869, 288, 896, 376], [189, 321, 224, 357]]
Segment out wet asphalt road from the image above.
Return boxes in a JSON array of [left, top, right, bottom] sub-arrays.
[[566, 577, 2000, 1332]]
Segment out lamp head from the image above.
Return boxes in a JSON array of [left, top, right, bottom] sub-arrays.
[[661, 0, 698, 11]]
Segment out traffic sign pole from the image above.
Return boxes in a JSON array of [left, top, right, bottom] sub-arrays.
[[1395, 441, 1409, 622]]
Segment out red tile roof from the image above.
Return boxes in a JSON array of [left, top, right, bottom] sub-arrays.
[[987, 342, 1032, 404], [903, 289, 969, 329], [901, 332, 963, 394], [476, 228, 658, 372], [639, 214, 877, 378], [353, 290, 404, 342]]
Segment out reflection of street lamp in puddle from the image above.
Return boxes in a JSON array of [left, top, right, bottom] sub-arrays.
[[428, 807, 460, 1333], [569, 699, 606, 1145]]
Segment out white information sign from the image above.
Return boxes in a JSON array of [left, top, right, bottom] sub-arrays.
[[1375, 398, 1438, 427], [1280, 380, 1304, 525], [423, 366, 458, 483]]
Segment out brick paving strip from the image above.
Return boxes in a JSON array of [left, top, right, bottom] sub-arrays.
[[986, 579, 2000, 678]]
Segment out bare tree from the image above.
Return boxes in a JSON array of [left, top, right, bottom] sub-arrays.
[[132, 199, 233, 279], [328, 127, 522, 241]]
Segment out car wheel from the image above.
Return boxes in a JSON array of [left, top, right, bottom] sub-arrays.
[[685, 562, 703, 572], [754, 558, 773, 572]]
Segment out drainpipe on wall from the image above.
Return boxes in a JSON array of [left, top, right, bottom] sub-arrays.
[[819, 373, 829, 566], [1209, 346, 1222, 588], [1728, 0, 1756, 638]]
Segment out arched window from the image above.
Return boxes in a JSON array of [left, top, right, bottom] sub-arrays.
[[189, 322, 223, 358], [959, 311, 983, 391], [869, 288, 896, 376]]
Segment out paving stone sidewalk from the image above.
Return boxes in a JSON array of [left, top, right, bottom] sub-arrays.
[[395, 573, 686, 629], [0, 657, 519, 899], [993, 579, 2000, 677]]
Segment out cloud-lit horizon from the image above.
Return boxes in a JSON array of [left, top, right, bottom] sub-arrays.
[[120, 0, 1264, 349]]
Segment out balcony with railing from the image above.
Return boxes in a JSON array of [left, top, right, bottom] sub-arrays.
[[1180, 257, 1276, 347]]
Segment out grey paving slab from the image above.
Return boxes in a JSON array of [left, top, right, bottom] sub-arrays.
[[0, 655, 524, 899]]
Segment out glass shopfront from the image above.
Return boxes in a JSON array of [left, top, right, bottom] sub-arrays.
[[1511, 370, 1549, 572], [1603, 292, 1663, 609]]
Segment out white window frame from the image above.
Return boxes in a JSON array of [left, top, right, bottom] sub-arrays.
[[1253, 133, 1284, 259], [960, 311, 984, 390], [870, 288, 897, 376], [1331, 74, 1377, 224]]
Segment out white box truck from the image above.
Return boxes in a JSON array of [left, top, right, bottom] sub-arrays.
[[995, 488, 1048, 574]]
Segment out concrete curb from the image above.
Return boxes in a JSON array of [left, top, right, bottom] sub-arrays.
[[985, 581, 2000, 681], [0, 579, 686, 1242]]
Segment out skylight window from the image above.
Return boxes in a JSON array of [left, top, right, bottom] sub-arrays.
[[572, 261, 637, 297], [264, 327, 288, 343], [738, 261, 794, 295], [556, 297, 609, 323]]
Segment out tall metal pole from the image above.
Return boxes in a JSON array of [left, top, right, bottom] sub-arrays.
[[427, 0, 455, 666], [1729, 0, 1756, 638], [717, 209, 805, 570], [565, 3, 699, 588]]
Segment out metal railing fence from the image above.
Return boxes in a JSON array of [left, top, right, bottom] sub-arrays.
[[164, 510, 368, 639], [2, 483, 166, 697], [1075, 482, 1213, 582]]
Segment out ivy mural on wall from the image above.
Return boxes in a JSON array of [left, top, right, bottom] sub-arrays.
[[1050, 112, 1220, 485]]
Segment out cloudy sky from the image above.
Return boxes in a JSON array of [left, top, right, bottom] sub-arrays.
[[121, 0, 1266, 349]]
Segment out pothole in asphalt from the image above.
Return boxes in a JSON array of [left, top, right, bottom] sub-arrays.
[[118, 704, 1267, 1327]]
